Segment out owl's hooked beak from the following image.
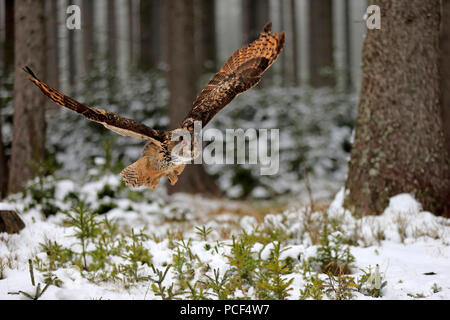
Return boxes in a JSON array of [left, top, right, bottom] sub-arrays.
[[167, 134, 201, 164]]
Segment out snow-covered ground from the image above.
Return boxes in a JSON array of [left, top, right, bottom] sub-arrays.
[[1, 176, 449, 300]]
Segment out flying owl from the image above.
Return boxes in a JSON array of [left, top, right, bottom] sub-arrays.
[[24, 22, 285, 189]]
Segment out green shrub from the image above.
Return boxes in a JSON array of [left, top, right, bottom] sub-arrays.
[[311, 223, 355, 275]]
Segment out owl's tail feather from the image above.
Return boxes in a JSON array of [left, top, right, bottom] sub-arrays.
[[120, 157, 163, 189], [120, 157, 148, 188]]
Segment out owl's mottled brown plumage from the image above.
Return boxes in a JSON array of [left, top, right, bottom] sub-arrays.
[[24, 22, 284, 189], [186, 22, 285, 127]]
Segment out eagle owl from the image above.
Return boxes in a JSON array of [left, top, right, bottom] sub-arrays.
[[25, 22, 285, 189]]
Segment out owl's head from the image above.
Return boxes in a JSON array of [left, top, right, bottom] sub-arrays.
[[166, 126, 202, 164]]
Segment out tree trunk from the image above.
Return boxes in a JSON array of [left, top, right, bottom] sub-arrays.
[[441, 0, 450, 162], [45, 0, 59, 116], [242, 0, 269, 44], [343, 0, 352, 91], [45, 0, 58, 88], [4, 0, 14, 73], [8, 0, 47, 194], [308, 0, 334, 87], [194, 0, 217, 74], [344, 0, 450, 216], [279, 0, 286, 84], [0, 211, 25, 234], [280, 0, 298, 86], [67, 16, 76, 89], [0, 0, 14, 198], [164, 0, 221, 196], [289, 0, 299, 86], [107, 0, 117, 71], [0, 115, 7, 199], [128, 0, 139, 69], [82, 0, 95, 72], [140, 0, 162, 70]]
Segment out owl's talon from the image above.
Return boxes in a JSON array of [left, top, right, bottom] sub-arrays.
[[166, 173, 178, 185]]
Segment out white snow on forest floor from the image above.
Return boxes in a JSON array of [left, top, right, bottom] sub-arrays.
[[0, 176, 450, 300]]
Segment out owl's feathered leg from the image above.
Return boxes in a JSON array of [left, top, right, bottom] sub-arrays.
[[120, 157, 146, 188], [121, 142, 186, 189], [120, 158, 186, 189], [120, 157, 166, 189]]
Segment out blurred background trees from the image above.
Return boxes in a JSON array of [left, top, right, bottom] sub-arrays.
[[308, 0, 334, 87], [0, 0, 448, 215]]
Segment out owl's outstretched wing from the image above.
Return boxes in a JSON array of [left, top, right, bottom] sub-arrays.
[[183, 22, 285, 127], [23, 66, 168, 145]]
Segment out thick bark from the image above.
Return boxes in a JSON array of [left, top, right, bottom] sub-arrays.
[[8, 0, 47, 194], [165, 0, 221, 196], [441, 0, 450, 162], [345, 0, 450, 216], [308, 0, 334, 87]]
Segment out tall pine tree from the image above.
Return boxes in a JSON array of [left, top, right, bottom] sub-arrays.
[[345, 0, 450, 216], [164, 0, 221, 196], [9, 0, 47, 194]]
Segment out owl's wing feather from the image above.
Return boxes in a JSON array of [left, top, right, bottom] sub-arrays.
[[185, 22, 285, 126], [23, 66, 167, 145]]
